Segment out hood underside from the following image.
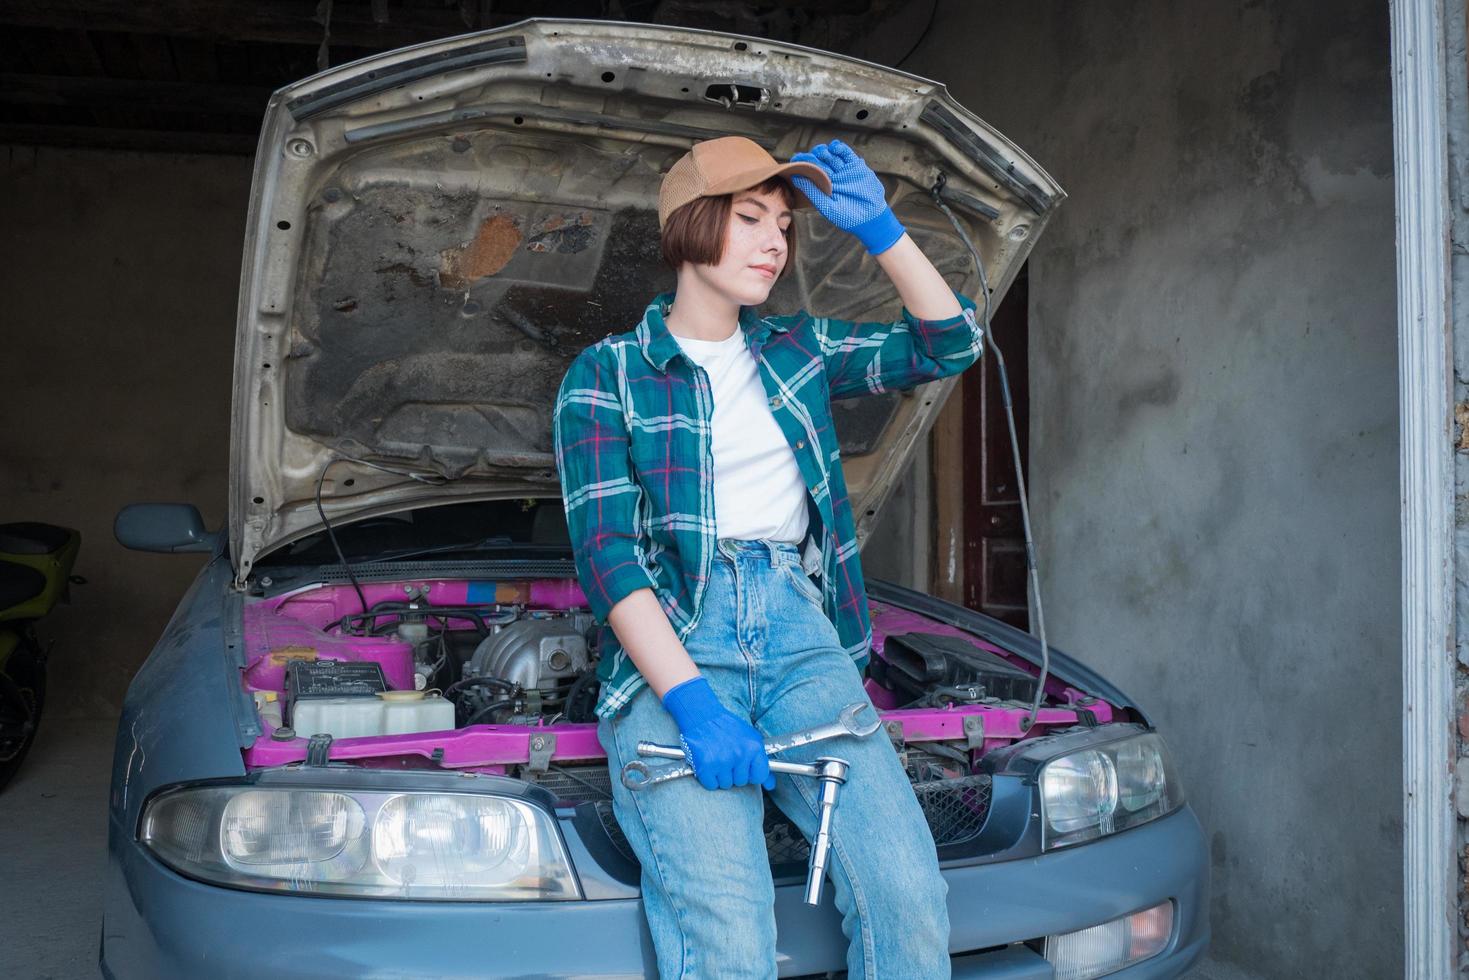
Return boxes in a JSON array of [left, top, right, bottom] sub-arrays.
[[229, 17, 1063, 584]]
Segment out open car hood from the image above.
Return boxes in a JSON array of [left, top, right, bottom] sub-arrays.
[[229, 16, 1063, 585]]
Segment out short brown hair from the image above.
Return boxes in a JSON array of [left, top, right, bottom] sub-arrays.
[[660, 175, 799, 277]]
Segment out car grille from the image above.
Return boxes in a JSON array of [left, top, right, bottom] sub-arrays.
[[532, 763, 617, 802], [532, 766, 993, 867]]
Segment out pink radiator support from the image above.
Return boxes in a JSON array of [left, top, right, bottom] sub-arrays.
[[241, 578, 593, 693]]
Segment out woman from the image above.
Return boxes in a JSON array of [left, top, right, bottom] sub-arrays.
[[553, 135, 983, 979]]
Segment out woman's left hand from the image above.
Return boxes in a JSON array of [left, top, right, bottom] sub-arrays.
[[787, 139, 907, 256]]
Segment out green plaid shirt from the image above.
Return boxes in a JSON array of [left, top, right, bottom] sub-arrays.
[[553, 286, 982, 720]]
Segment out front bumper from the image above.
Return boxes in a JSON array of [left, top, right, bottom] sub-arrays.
[[102, 804, 1208, 978]]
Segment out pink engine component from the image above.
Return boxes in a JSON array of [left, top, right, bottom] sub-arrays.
[[242, 601, 416, 692], [241, 579, 591, 695], [239, 579, 1116, 772]]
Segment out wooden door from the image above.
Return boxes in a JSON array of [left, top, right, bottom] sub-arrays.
[[963, 264, 1030, 628], [931, 264, 1030, 630]]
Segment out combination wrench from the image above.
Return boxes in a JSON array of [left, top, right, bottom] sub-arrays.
[[614, 702, 878, 906], [626, 753, 852, 906], [619, 701, 880, 790]]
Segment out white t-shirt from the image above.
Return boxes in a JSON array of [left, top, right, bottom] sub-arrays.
[[672, 328, 810, 543]]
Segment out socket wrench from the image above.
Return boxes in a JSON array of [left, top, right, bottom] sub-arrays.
[[623, 701, 879, 789], [619, 753, 852, 906]]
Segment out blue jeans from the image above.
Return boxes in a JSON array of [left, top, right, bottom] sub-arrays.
[[598, 538, 951, 979]]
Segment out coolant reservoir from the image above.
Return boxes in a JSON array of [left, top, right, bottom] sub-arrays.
[[380, 690, 455, 734], [290, 691, 454, 739]]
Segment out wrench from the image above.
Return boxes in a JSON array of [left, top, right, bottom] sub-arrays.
[[621, 755, 826, 790], [628, 701, 880, 785], [620, 754, 852, 906], [758, 702, 882, 756], [616, 702, 878, 903], [804, 757, 850, 906]]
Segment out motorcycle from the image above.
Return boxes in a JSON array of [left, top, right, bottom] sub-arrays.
[[0, 522, 81, 791]]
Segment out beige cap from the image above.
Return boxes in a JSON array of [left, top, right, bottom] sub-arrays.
[[658, 135, 832, 231]]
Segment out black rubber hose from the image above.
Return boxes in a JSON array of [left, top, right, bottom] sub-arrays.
[[315, 459, 368, 615], [465, 699, 515, 726], [443, 675, 519, 698]]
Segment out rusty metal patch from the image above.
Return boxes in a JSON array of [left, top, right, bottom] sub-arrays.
[[525, 211, 596, 254], [440, 213, 523, 289]]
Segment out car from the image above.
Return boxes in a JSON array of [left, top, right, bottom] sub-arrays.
[[101, 17, 1208, 980]]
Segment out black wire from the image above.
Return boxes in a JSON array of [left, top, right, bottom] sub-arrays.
[[892, 0, 940, 70], [315, 458, 367, 615], [309, 451, 453, 621]]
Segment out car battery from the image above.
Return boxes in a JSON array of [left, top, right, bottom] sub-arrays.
[[875, 632, 1039, 705], [283, 659, 387, 727], [283, 660, 454, 738]]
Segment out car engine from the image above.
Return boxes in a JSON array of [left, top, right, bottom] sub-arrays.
[[457, 613, 598, 725], [337, 601, 603, 728]]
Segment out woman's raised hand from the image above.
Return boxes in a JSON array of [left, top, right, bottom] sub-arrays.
[[787, 138, 907, 256]]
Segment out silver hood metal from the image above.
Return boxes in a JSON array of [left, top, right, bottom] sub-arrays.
[[229, 16, 1063, 585]]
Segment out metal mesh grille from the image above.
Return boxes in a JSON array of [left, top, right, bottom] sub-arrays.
[[591, 772, 993, 868], [912, 774, 993, 847], [529, 764, 615, 803]]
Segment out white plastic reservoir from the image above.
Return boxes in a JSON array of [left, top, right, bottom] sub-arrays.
[[291, 690, 455, 739]]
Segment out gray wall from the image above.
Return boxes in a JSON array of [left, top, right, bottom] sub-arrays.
[[0, 145, 250, 716], [890, 1, 1401, 976]]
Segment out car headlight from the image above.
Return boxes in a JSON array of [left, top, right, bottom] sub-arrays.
[[1039, 732, 1183, 849], [141, 785, 581, 900]]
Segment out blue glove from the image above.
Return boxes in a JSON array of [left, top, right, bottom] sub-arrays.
[[788, 138, 907, 256], [661, 676, 776, 792]]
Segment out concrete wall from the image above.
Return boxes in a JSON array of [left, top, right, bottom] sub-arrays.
[[0, 145, 250, 716], [890, 1, 1400, 976]]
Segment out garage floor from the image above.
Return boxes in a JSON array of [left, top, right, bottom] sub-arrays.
[[3, 713, 116, 980], [4, 713, 1248, 980]]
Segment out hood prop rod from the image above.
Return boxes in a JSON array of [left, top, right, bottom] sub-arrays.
[[930, 172, 1050, 732]]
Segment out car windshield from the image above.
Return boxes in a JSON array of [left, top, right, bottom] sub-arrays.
[[253, 498, 570, 568]]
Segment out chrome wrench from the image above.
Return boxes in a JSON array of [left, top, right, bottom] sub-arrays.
[[623, 701, 880, 788], [619, 753, 852, 906], [621, 754, 825, 790], [804, 757, 850, 906], [757, 702, 882, 756]]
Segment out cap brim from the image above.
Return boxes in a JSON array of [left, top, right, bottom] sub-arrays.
[[704, 160, 832, 204]]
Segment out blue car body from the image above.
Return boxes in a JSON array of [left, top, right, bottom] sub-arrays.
[[101, 555, 1208, 978]]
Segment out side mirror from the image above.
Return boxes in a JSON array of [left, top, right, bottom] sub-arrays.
[[114, 503, 221, 554]]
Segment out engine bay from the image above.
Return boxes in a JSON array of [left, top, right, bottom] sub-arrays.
[[239, 577, 1120, 788]]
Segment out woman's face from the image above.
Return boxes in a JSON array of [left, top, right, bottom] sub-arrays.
[[682, 184, 794, 306]]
